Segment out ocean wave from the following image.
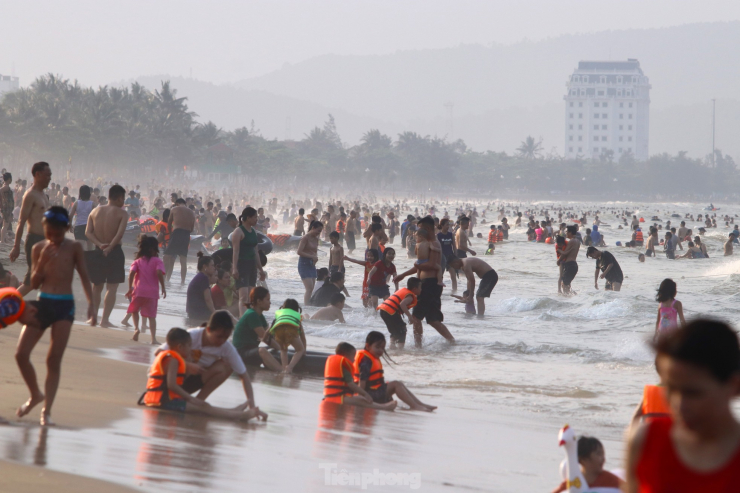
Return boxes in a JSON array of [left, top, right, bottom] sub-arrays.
[[491, 297, 570, 314]]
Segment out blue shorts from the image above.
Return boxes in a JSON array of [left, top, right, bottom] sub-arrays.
[[298, 256, 317, 279]]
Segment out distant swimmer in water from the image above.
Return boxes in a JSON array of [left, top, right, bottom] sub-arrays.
[[311, 293, 346, 323], [725, 233, 734, 256], [557, 225, 580, 295], [586, 247, 623, 292], [626, 319, 740, 492], [447, 256, 498, 315], [323, 342, 396, 410], [654, 279, 685, 339]]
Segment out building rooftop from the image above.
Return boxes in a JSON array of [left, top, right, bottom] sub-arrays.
[[576, 60, 643, 74]]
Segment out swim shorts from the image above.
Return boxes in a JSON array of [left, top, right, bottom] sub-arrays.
[[238, 346, 264, 367], [293, 229, 303, 236], [456, 249, 467, 259], [412, 277, 444, 323], [235, 258, 257, 288], [73, 224, 87, 241], [87, 245, 126, 285], [165, 228, 191, 257], [645, 249, 654, 257], [345, 232, 356, 251], [298, 256, 317, 279], [476, 269, 498, 298], [380, 309, 407, 344], [329, 265, 345, 276], [368, 284, 390, 298], [127, 296, 158, 318], [368, 383, 392, 404], [181, 374, 204, 394], [665, 250, 675, 260], [24, 233, 45, 286], [28, 293, 75, 331], [562, 261, 578, 286]]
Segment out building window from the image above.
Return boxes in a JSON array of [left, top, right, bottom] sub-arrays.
[[570, 113, 574, 118], [570, 102, 574, 107], [582, 76, 588, 83], [628, 125, 632, 130], [579, 102, 583, 107], [598, 91, 604, 96], [569, 136, 573, 141], [569, 147, 573, 152], [594, 125, 599, 130], [594, 102, 600, 107], [578, 147, 582, 152], [578, 136, 582, 141], [628, 136, 632, 142], [619, 136, 623, 142], [619, 148, 623, 153], [594, 136, 599, 141], [629, 114, 633, 119], [602, 113, 607, 118], [602, 125, 607, 130], [617, 76, 623, 84], [629, 102, 633, 108], [600, 76, 606, 83], [602, 136, 607, 141], [569, 124, 573, 130], [620, 102, 624, 108], [603, 103, 608, 108], [594, 148, 599, 153], [579, 113, 583, 119], [594, 114, 599, 119], [619, 114, 623, 119], [578, 124, 583, 130], [619, 125, 623, 130]]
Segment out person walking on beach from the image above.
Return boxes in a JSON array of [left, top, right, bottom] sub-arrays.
[[85, 185, 128, 328], [297, 220, 322, 306], [15, 206, 95, 426], [447, 256, 498, 315], [586, 247, 623, 292], [125, 236, 166, 344], [164, 198, 195, 284], [69, 185, 94, 251], [557, 225, 580, 295], [10, 162, 51, 296], [626, 319, 740, 492]]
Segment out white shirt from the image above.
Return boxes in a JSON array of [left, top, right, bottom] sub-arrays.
[[158, 327, 247, 375]]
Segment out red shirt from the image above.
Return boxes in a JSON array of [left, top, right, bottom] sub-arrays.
[[369, 260, 396, 286], [552, 470, 622, 493], [211, 285, 227, 309], [636, 417, 740, 492]]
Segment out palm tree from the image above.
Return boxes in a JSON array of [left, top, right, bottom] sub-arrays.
[[516, 136, 543, 160]]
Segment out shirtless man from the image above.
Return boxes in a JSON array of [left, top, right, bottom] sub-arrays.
[[395, 217, 455, 347], [557, 225, 580, 295], [165, 198, 196, 284], [447, 256, 498, 315], [85, 185, 128, 327], [203, 202, 215, 237], [297, 220, 322, 305], [455, 216, 476, 258], [294, 208, 305, 236], [725, 233, 734, 256], [10, 161, 51, 296], [0, 172, 15, 244], [62, 187, 73, 210]]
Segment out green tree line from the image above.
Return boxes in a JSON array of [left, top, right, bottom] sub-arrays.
[[0, 74, 736, 198]]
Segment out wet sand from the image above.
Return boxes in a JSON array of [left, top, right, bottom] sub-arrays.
[[0, 459, 138, 493]]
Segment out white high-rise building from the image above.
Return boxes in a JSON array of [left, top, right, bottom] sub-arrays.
[[564, 60, 650, 161], [0, 75, 19, 99]]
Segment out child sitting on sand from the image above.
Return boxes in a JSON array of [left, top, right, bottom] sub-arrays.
[[323, 342, 397, 410], [125, 235, 166, 344], [269, 299, 307, 374], [551, 436, 623, 492], [142, 327, 262, 420], [354, 331, 436, 412], [15, 206, 95, 426], [655, 278, 685, 338], [311, 293, 345, 322]]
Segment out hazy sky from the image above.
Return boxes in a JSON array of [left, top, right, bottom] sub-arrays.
[[3, 0, 740, 87]]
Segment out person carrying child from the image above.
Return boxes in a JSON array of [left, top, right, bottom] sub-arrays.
[[15, 206, 95, 426], [142, 327, 264, 421], [323, 342, 397, 410], [354, 331, 436, 411], [125, 235, 166, 344], [269, 299, 307, 374], [377, 278, 421, 349], [655, 278, 685, 339]]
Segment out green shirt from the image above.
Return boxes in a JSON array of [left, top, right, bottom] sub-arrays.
[[239, 225, 259, 260], [233, 308, 267, 349]]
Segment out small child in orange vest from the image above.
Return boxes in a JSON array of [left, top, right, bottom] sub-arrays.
[[354, 331, 437, 411], [142, 328, 263, 421], [323, 342, 397, 410], [377, 277, 421, 349]]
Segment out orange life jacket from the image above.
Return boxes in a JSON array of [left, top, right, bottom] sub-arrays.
[[496, 230, 504, 242], [488, 230, 497, 243], [555, 241, 567, 259], [353, 349, 385, 390], [635, 229, 644, 242], [641, 384, 670, 419], [378, 288, 417, 316], [143, 350, 187, 406], [0, 287, 25, 328], [323, 354, 354, 403], [336, 220, 346, 234], [157, 221, 170, 248]]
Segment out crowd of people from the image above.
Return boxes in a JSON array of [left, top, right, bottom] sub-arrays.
[[1, 161, 739, 490]]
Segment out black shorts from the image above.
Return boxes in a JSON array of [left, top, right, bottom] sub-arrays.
[[368, 384, 391, 404], [666, 250, 675, 259], [87, 245, 126, 285], [645, 249, 654, 257], [181, 374, 204, 394], [165, 228, 190, 257], [412, 277, 444, 323], [238, 345, 263, 367], [345, 231, 356, 250], [368, 284, 390, 298], [456, 250, 467, 259], [476, 269, 498, 298], [562, 261, 578, 286], [235, 257, 257, 288], [28, 295, 75, 331], [293, 229, 303, 236], [380, 309, 407, 343], [24, 233, 45, 286], [73, 224, 87, 241]]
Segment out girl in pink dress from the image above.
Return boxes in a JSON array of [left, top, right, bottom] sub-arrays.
[[126, 236, 166, 344], [655, 278, 685, 339]]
